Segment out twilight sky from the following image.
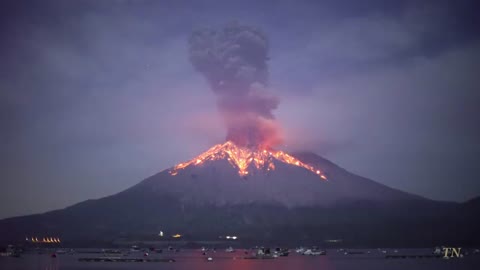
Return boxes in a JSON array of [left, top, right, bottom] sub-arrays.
[[1, 0, 479, 219]]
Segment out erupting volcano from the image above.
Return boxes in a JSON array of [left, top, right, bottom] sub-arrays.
[[179, 23, 331, 181], [1, 18, 479, 250], [170, 141, 327, 179], [181, 22, 324, 179], [1, 22, 479, 249]]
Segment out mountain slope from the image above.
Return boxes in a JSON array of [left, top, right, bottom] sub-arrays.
[[133, 151, 426, 207], [0, 152, 478, 246]]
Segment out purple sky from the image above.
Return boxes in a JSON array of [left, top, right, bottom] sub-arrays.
[[1, 0, 479, 219]]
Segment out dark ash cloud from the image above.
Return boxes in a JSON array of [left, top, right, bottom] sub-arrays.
[[188, 22, 281, 149]]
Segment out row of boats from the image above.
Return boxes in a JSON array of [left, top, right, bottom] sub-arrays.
[[0, 244, 325, 259], [201, 246, 291, 260], [295, 247, 327, 256], [201, 246, 326, 258], [7, 244, 478, 260]]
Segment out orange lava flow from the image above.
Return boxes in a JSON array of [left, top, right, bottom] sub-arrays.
[[169, 141, 327, 180]]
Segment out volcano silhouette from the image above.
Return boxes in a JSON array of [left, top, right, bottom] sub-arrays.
[[0, 150, 478, 247]]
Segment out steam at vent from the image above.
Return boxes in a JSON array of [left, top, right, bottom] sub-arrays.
[[188, 22, 281, 149]]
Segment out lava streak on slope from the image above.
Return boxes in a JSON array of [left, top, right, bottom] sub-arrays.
[[170, 141, 327, 180]]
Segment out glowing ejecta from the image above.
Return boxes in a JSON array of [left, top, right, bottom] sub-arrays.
[[170, 141, 327, 180]]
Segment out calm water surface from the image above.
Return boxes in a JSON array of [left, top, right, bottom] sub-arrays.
[[1, 249, 479, 270]]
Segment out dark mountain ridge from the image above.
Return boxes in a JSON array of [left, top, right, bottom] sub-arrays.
[[0, 151, 478, 247]]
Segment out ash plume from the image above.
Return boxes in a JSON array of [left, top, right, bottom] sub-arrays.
[[188, 22, 281, 149]]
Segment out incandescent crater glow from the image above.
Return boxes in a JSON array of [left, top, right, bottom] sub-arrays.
[[170, 141, 327, 180]]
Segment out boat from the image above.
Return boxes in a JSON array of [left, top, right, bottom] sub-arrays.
[[303, 248, 326, 256], [130, 245, 141, 252], [244, 247, 276, 259], [295, 247, 306, 254], [1, 245, 22, 257], [433, 246, 443, 255], [274, 247, 289, 257]]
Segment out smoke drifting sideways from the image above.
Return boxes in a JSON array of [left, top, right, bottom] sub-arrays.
[[188, 22, 282, 149]]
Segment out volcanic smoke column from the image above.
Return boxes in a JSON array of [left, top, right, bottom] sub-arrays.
[[188, 22, 282, 149]]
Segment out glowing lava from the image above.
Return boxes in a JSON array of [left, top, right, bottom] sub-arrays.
[[170, 141, 327, 180]]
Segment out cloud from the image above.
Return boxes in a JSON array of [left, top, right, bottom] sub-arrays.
[[277, 39, 480, 201]]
